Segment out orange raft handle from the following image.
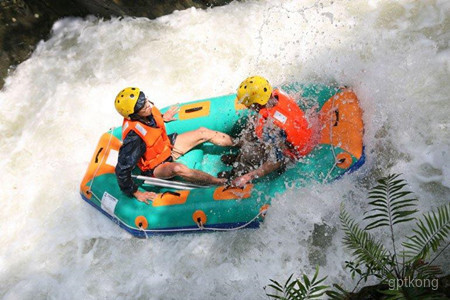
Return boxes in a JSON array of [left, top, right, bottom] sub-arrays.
[[192, 210, 207, 227], [259, 204, 270, 218], [336, 152, 353, 169], [135, 216, 149, 230]]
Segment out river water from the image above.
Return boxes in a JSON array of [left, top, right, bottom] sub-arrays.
[[0, 0, 449, 298]]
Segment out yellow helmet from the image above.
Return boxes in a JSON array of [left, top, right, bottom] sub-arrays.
[[114, 87, 142, 118], [236, 76, 273, 107]]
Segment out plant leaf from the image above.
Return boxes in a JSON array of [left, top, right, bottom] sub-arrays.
[[402, 203, 450, 261], [364, 174, 417, 232], [340, 205, 393, 278]]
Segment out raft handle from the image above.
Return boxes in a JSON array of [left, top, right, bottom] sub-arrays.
[[135, 216, 149, 230], [192, 210, 207, 228], [162, 191, 181, 197], [95, 147, 104, 163], [185, 107, 203, 113], [222, 185, 245, 192], [333, 110, 339, 127]]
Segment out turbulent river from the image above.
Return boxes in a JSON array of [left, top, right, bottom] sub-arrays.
[[0, 0, 449, 298]]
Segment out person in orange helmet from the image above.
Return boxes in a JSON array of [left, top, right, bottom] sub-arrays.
[[114, 87, 235, 204], [222, 76, 317, 187]]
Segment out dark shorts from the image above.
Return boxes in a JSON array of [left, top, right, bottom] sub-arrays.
[[141, 133, 178, 177], [168, 133, 178, 145]]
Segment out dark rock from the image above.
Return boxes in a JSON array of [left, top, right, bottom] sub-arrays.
[[308, 222, 337, 266], [0, 0, 235, 89]]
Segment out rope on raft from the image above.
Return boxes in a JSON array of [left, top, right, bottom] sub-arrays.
[[89, 186, 268, 234], [323, 92, 339, 183]]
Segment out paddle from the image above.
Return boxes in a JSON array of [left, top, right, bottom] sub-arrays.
[[132, 175, 212, 190]]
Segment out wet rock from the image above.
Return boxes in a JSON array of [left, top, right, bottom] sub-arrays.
[[0, 0, 234, 89], [308, 222, 337, 266]]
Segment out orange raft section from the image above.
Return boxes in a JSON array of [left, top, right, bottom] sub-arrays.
[[319, 89, 364, 164], [80, 132, 122, 200]]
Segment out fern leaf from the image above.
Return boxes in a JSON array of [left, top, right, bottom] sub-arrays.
[[415, 263, 443, 279], [268, 280, 284, 293], [326, 284, 350, 300], [265, 293, 285, 300], [390, 198, 417, 210], [340, 206, 393, 278], [402, 203, 450, 260], [305, 266, 327, 298], [287, 283, 302, 299], [303, 274, 310, 289], [266, 267, 329, 300], [364, 174, 418, 231]]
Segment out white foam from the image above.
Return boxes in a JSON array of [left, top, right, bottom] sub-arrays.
[[1, 0, 449, 298]]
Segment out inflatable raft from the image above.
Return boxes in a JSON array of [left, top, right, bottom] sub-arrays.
[[80, 83, 365, 237]]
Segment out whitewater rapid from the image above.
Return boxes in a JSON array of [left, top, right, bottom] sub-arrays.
[[0, 0, 449, 298]]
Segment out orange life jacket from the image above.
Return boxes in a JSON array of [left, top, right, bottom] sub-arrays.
[[255, 89, 314, 159], [122, 106, 172, 171]]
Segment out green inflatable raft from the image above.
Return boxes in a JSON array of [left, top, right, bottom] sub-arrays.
[[80, 83, 365, 237]]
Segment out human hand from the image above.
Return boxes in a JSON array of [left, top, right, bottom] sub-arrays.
[[133, 190, 157, 204], [163, 105, 180, 122], [231, 173, 254, 187]]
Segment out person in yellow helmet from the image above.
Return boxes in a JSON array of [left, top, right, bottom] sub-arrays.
[[221, 76, 316, 187], [115, 87, 235, 204]]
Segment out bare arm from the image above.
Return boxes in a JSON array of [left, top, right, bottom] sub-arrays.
[[231, 160, 282, 187]]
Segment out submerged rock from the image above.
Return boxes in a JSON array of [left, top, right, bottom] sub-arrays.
[[308, 222, 337, 266]]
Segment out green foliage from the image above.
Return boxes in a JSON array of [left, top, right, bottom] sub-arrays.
[[363, 174, 418, 279], [264, 266, 328, 300], [325, 284, 350, 300], [403, 204, 450, 261], [339, 174, 449, 298], [340, 207, 392, 278], [265, 173, 449, 299], [364, 174, 418, 231]]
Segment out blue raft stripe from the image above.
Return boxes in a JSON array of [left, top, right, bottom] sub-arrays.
[[347, 147, 366, 174], [334, 147, 366, 181], [80, 193, 260, 238]]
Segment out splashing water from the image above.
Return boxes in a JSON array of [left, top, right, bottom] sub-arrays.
[[0, 0, 449, 298]]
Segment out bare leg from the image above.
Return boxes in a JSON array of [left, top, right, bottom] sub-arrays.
[[153, 162, 226, 185], [171, 127, 235, 159]]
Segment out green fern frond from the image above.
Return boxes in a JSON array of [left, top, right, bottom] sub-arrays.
[[402, 203, 450, 261], [325, 284, 350, 300], [414, 264, 443, 279], [340, 206, 393, 278], [265, 267, 328, 300], [364, 174, 418, 231], [304, 266, 328, 299]]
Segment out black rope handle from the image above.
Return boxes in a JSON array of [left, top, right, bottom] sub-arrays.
[[333, 109, 339, 126], [185, 107, 203, 113], [161, 191, 181, 197], [222, 185, 245, 192], [95, 147, 103, 163]]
